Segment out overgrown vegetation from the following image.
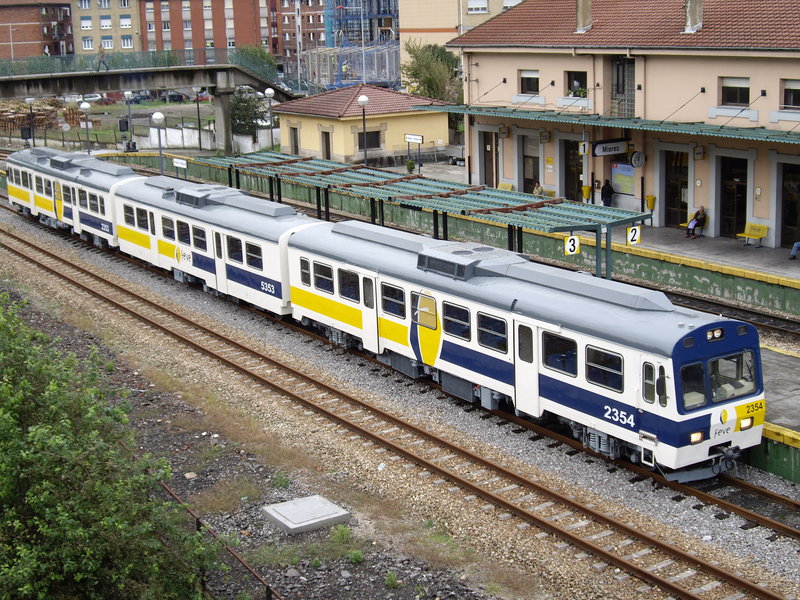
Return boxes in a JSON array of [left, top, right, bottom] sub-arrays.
[[0, 294, 221, 599], [231, 94, 269, 142], [247, 523, 369, 568]]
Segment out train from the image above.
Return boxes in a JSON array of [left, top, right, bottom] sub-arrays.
[[4, 148, 766, 482]]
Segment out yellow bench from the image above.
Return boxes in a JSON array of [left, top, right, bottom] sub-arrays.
[[497, 182, 513, 191], [680, 214, 710, 237], [737, 222, 768, 247]]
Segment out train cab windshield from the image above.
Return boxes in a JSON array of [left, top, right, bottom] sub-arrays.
[[680, 350, 757, 411]]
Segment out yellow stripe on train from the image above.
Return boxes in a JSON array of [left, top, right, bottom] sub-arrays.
[[34, 194, 54, 213], [734, 398, 765, 431], [158, 239, 176, 258], [7, 185, 29, 204], [118, 224, 151, 249], [290, 286, 363, 329], [378, 317, 408, 347]]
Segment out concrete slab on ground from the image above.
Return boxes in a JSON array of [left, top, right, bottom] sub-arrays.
[[262, 494, 351, 534]]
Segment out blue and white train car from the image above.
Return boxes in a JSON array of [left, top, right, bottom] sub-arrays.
[[287, 220, 764, 480]]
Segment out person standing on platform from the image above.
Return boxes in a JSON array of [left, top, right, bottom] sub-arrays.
[[789, 240, 800, 260], [601, 179, 614, 206], [685, 206, 707, 239]]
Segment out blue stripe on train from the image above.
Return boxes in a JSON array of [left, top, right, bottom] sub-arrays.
[[191, 252, 216, 274], [225, 263, 282, 299], [78, 212, 113, 236], [539, 374, 710, 448], [439, 339, 514, 386]]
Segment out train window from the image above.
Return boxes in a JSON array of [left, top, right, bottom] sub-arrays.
[[313, 262, 334, 294], [681, 363, 707, 410], [658, 366, 667, 407], [43, 179, 53, 197], [192, 226, 208, 252], [412, 293, 437, 330], [245, 242, 262, 270], [214, 233, 222, 259], [381, 284, 405, 318], [123, 205, 135, 226], [709, 351, 756, 402], [443, 302, 470, 340], [35, 176, 44, 194], [77, 190, 88, 209], [227, 236, 243, 263], [338, 269, 360, 302], [362, 277, 374, 309], [22, 171, 31, 189], [542, 332, 577, 376], [518, 325, 533, 363], [63, 186, 73, 205], [642, 363, 655, 403], [148, 213, 155, 233], [136, 207, 149, 231], [99, 197, 106, 215], [88, 193, 99, 213], [300, 258, 311, 285], [177, 221, 190, 244], [162, 217, 175, 240], [478, 313, 507, 353], [586, 347, 623, 392]]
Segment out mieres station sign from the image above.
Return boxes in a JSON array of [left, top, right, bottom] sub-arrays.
[[579, 139, 630, 157]]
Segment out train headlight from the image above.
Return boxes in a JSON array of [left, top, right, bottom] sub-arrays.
[[690, 431, 704, 445], [740, 417, 754, 431], [706, 328, 724, 341]]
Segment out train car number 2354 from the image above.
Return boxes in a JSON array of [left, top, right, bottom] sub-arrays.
[[603, 405, 636, 428]]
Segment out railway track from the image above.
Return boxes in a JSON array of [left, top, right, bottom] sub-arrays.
[[0, 218, 794, 599]]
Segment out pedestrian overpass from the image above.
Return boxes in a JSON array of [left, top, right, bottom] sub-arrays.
[[0, 49, 300, 154]]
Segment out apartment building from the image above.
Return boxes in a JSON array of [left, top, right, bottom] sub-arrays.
[[136, 0, 278, 57], [72, 0, 139, 54], [434, 0, 800, 248], [0, 0, 73, 58]]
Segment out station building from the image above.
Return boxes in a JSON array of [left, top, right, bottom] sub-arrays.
[[422, 0, 800, 249]]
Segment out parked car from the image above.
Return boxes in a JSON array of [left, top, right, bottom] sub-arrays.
[[234, 85, 264, 98], [82, 93, 103, 102], [124, 92, 151, 104], [160, 90, 188, 103], [96, 97, 116, 105]]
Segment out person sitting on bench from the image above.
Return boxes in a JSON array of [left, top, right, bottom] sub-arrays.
[[685, 206, 707, 239]]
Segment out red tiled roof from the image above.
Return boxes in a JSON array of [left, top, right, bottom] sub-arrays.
[[449, 0, 800, 50], [272, 83, 448, 118]]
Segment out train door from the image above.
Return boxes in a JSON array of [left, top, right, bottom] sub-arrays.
[[213, 231, 228, 293], [637, 359, 667, 467], [513, 322, 540, 417], [360, 276, 380, 354]]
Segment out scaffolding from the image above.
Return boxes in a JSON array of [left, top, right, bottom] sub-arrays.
[[303, 38, 399, 89]]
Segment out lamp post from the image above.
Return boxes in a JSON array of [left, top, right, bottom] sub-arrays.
[[151, 111, 164, 174], [357, 94, 368, 166], [265, 87, 275, 150], [80, 101, 91, 154], [192, 86, 202, 150], [123, 90, 134, 151], [25, 97, 35, 147]]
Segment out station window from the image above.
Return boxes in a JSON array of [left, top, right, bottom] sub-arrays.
[[227, 236, 243, 263], [720, 77, 749, 106], [443, 302, 470, 340], [357, 131, 380, 151], [381, 283, 405, 318], [245, 242, 262, 270], [542, 332, 577, 376], [477, 313, 507, 353], [338, 269, 359, 302], [136, 207, 148, 231], [313, 262, 334, 294], [162, 216, 175, 240], [781, 79, 800, 110], [519, 70, 539, 95], [192, 226, 207, 251], [411, 293, 437, 330], [299, 257, 310, 285], [177, 221, 190, 244], [586, 346, 623, 392], [567, 71, 588, 97]]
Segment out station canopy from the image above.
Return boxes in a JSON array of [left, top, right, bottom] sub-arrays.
[[199, 152, 650, 235]]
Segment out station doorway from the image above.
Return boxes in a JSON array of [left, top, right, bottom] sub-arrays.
[[521, 135, 540, 194], [562, 140, 582, 201], [719, 156, 748, 238], [664, 150, 689, 228], [481, 131, 498, 188], [780, 162, 800, 247]]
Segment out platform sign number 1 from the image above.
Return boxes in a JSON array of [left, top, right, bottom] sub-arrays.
[[564, 235, 580, 255], [627, 225, 641, 245]]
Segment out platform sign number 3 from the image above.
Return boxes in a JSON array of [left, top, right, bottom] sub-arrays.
[[627, 226, 641, 245], [564, 235, 580, 255]]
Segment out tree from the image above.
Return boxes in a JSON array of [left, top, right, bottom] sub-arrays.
[[0, 294, 220, 599], [401, 41, 463, 105], [231, 94, 269, 143]]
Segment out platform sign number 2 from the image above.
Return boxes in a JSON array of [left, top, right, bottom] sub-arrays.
[[627, 226, 641, 245], [564, 235, 580, 255]]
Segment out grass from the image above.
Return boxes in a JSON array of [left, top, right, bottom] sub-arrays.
[[247, 523, 370, 569], [188, 475, 263, 514]]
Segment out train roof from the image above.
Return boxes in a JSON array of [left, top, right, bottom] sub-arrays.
[[114, 175, 312, 242], [8, 148, 138, 192], [289, 220, 722, 356]]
